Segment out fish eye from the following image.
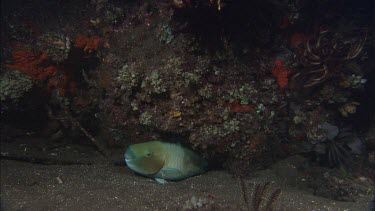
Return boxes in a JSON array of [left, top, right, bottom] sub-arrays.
[[145, 152, 152, 157]]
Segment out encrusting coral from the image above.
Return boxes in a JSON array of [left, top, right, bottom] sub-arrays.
[[0, 69, 33, 104]]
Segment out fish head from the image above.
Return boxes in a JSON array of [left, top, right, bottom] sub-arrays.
[[125, 141, 164, 175]]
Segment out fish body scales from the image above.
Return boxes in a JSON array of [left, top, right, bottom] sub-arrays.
[[162, 143, 186, 171], [160, 142, 204, 180]]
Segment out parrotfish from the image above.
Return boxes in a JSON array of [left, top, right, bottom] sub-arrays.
[[125, 141, 208, 184]]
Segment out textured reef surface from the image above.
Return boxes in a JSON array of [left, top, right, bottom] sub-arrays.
[[1, 0, 374, 209]]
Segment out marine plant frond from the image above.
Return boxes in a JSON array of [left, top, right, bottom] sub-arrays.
[[249, 182, 282, 211], [327, 139, 354, 168], [292, 30, 367, 88], [264, 188, 282, 211], [252, 182, 268, 211]]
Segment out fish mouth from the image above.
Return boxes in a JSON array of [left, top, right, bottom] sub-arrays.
[[125, 153, 133, 159], [125, 153, 136, 165]]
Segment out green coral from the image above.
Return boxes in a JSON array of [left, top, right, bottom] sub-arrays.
[[130, 100, 139, 111], [198, 85, 213, 99], [102, 6, 125, 25], [159, 24, 174, 44], [330, 93, 348, 104], [0, 70, 33, 103], [225, 84, 257, 104], [115, 63, 140, 91], [142, 71, 167, 94], [223, 118, 240, 133], [347, 74, 367, 89], [117, 56, 206, 99], [182, 72, 200, 87], [200, 117, 240, 138], [139, 111, 153, 125], [200, 125, 224, 138], [162, 57, 184, 75], [256, 103, 266, 113], [140, 57, 187, 94]]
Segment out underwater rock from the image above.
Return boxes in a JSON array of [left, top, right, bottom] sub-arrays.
[[0, 69, 33, 105]]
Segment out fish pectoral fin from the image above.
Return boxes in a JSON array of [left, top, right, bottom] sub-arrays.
[[159, 167, 183, 178], [155, 178, 168, 184]]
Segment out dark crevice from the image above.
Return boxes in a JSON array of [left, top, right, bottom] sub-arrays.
[[0, 155, 97, 166]]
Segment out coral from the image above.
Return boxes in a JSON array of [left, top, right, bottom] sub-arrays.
[[74, 34, 100, 53], [288, 106, 330, 143], [138, 56, 189, 95], [306, 124, 325, 142], [100, 4, 125, 26], [142, 71, 167, 94], [37, 32, 71, 62], [106, 16, 286, 173], [255, 103, 266, 114], [199, 125, 224, 138], [115, 63, 141, 91], [225, 84, 256, 104], [170, 110, 181, 118], [3, 0, 370, 180], [130, 100, 139, 111], [182, 72, 200, 87], [198, 85, 213, 99], [139, 111, 153, 126], [0, 69, 33, 103], [317, 84, 343, 104], [158, 24, 174, 44], [5, 49, 76, 96], [339, 73, 367, 89], [338, 102, 360, 117], [223, 118, 240, 133], [197, 116, 240, 142]]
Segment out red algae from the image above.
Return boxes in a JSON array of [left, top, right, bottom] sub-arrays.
[[272, 59, 290, 89], [74, 34, 100, 52], [290, 33, 305, 48], [6, 49, 75, 96], [82, 20, 90, 28], [6, 50, 57, 81], [279, 16, 290, 29], [225, 100, 254, 113]]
